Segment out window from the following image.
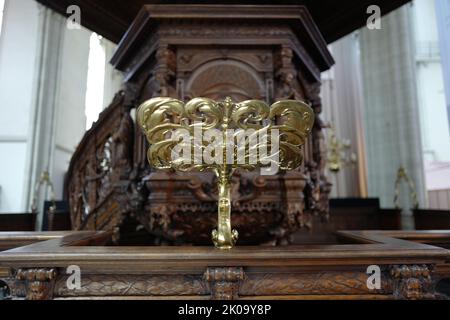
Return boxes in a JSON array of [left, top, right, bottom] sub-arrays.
[[85, 32, 106, 130]]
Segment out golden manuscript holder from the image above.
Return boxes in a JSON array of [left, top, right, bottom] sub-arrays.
[[137, 97, 314, 249]]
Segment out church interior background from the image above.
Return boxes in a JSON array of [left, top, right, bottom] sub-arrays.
[[0, 0, 450, 301]]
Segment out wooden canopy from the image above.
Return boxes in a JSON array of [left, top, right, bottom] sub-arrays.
[[36, 0, 411, 44]]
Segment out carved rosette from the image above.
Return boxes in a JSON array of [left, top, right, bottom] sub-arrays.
[[15, 268, 57, 300], [204, 267, 245, 300], [390, 264, 435, 300]]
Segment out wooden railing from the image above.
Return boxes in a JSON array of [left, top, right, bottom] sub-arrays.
[[0, 230, 448, 300], [65, 92, 134, 232]]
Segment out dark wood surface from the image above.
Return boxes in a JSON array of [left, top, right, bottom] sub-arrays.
[[0, 230, 448, 300], [36, 0, 411, 44], [109, 4, 334, 76], [0, 232, 72, 252], [0, 214, 36, 232], [414, 209, 450, 230], [1, 234, 445, 269], [0, 212, 71, 232], [0, 198, 402, 244], [292, 199, 402, 244]]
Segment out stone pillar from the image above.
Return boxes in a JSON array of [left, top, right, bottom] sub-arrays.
[[359, 6, 426, 222], [321, 33, 368, 198], [24, 5, 65, 229]]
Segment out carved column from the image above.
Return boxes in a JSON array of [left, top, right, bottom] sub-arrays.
[[204, 267, 245, 300], [273, 46, 311, 236], [306, 80, 332, 220], [16, 268, 57, 300], [283, 175, 309, 232], [390, 264, 435, 300], [152, 45, 177, 98]]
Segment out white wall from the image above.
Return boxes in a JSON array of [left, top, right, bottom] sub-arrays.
[[52, 32, 123, 200], [52, 25, 91, 199], [416, 62, 450, 161], [0, 0, 39, 212], [413, 0, 440, 43], [0, 143, 27, 211], [103, 38, 123, 109], [413, 0, 450, 163], [435, 0, 450, 130]]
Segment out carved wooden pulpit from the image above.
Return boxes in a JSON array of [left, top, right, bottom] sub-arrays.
[[66, 5, 334, 245]]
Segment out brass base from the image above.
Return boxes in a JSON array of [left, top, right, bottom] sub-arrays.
[[212, 229, 239, 250]]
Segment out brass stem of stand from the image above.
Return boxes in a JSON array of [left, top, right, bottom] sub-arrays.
[[212, 165, 238, 250]]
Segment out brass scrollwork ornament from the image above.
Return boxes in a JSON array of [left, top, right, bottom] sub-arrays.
[[137, 97, 314, 249]]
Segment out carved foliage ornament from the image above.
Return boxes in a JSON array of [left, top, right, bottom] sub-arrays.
[[390, 264, 434, 300], [16, 268, 57, 300], [204, 267, 245, 300]]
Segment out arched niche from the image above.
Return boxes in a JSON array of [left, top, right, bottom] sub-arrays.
[[184, 60, 266, 102]]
